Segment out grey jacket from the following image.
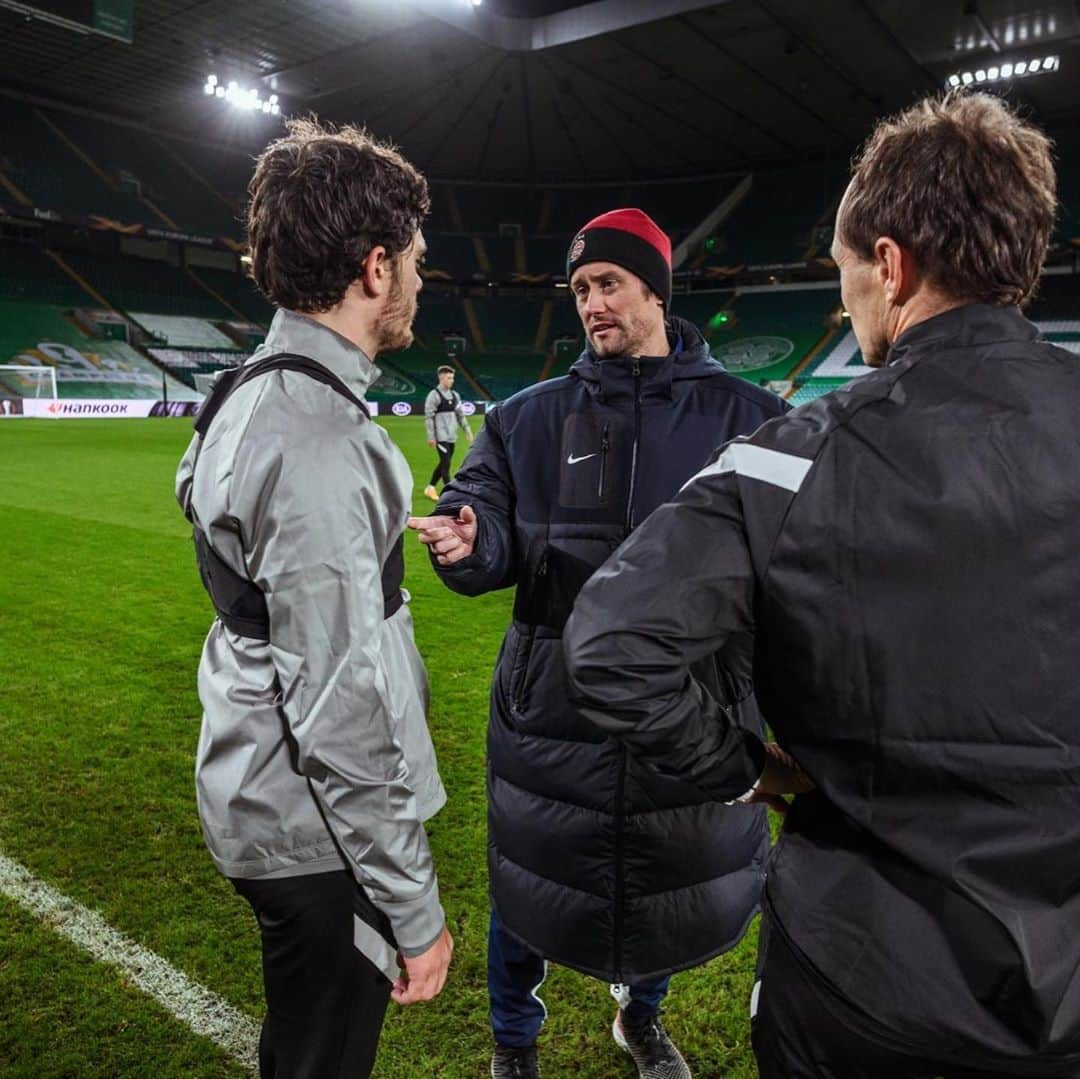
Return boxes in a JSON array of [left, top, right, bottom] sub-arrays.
[[176, 309, 447, 956], [424, 387, 472, 444]]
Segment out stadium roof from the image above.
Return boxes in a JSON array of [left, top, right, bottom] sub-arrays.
[[1, 0, 1077, 182]]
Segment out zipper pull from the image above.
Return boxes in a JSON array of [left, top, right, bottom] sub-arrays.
[[632, 358, 640, 378], [537, 550, 549, 577]]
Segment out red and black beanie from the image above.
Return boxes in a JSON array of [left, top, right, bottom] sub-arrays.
[[566, 208, 672, 307]]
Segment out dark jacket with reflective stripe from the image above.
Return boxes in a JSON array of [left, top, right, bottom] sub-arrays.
[[434, 315, 787, 981], [566, 304, 1080, 1067]]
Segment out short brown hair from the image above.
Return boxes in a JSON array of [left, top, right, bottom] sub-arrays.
[[837, 92, 1056, 307], [246, 118, 430, 313]]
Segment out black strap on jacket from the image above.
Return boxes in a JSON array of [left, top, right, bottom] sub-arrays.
[[190, 352, 403, 640], [432, 389, 459, 414]]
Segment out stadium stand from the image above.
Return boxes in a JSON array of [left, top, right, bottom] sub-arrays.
[[0, 91, 1072, 416], [1051, 132, 1080, 252], [0, 99, 147, 223], [678, 286, 841, 385], [184, 266, 273, 326], [130, 314, 237, 350], [58, 251, 231, 320], [708, 160, 849, 267], [792, 272, 1080, 406], [41, 110, 241, 236], [469, 296, 546, 351], [0, 300, 198, 399], [0, 242, 95, 307], [464, 351, 547, 401]]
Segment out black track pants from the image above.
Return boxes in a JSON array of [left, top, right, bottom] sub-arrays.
[[430, 440, 455, 487], [233, 871, 393, 1079]]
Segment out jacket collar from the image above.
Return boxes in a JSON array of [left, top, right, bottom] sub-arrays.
[[887, 304, 1039, 366], [257, 309, 380, 397], [570, 315, 725, 401]]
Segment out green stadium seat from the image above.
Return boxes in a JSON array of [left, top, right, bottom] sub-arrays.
[[0, 242, 96, 307], [0, 300, 198, 399]]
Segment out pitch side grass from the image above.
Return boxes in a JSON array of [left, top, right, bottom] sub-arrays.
[[0, 417, 761, 1078]]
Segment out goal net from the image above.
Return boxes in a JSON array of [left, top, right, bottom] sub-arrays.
[[0, 365, 58, 400]]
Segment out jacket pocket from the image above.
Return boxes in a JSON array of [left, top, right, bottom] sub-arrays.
[[508, 621, 537, 715], [560, 411, 624, 510]]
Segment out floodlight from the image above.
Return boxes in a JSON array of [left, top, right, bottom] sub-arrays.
[[947, 52, 1060, 87], [205, 76, 281, 116]]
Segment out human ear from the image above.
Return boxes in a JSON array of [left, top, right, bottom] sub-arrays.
[[360, 245, 389, 297], [875, 236, 907, 305]]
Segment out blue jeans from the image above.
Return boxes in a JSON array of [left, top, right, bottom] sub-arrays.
[[488, 909, 670, 1048]]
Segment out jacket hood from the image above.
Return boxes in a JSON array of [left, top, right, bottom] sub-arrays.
[[569, 315, 724, 386]]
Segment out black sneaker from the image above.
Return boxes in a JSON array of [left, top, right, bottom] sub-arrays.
[[613, 1011, 692, 1079], [491, 1044, 541, 1079]]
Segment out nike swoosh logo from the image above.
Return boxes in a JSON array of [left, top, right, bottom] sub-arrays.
[[567, 453, 598, 465]]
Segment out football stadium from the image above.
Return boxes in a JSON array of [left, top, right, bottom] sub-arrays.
[[1, 1, 1079, 1077]]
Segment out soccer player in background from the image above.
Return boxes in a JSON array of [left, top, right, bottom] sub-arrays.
[[410, 208, 789, 1079], [176, 120, 452, 1079], [423, 363, 473, 500], [565, 93, 1080, 1078]]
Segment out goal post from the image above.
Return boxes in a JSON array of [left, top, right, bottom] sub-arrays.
[[0, 365, 58, 400]]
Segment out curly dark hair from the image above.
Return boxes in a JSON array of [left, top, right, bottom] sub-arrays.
[[838, 91, 1056, 307], [246, 118, 430, 313]]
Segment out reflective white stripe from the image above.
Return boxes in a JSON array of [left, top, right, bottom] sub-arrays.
[[682, 442, 812, 494], [532, 960, 549, 1023], [353, 914, 400, 984], [750, 979, 762, 1019]]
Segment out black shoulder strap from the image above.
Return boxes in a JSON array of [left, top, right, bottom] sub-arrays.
[[194, 351, 370, 438]]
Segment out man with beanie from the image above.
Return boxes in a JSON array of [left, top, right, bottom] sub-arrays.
[[409, 208, 787, 1079]]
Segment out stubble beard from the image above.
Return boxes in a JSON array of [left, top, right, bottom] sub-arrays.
[[590, 311, 654, 359], [376, 271, 417, 354]]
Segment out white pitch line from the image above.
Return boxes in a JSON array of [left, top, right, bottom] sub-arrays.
[[0, 851, 259, 1074]]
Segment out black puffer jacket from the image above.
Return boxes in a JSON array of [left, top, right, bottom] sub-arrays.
[[434, 316, 787, 981]]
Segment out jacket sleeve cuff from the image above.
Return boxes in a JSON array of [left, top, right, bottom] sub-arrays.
[[726, 770, 763, 805], [382, 880, 445, 957], [722, 731, 767, 804]]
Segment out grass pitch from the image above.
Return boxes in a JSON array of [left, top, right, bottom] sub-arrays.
[[0, 417, 760, 1078]]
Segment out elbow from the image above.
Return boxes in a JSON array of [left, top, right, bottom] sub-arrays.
[[562, 610, 604, 706]]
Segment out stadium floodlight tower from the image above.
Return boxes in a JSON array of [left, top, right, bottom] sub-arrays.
[[0, 365, 58, 400]]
